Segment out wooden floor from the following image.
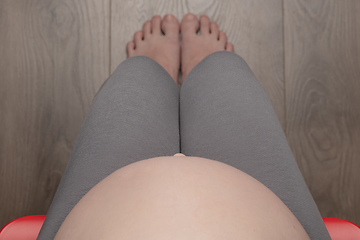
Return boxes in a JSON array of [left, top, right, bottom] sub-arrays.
[[1, 0, 359, 230]]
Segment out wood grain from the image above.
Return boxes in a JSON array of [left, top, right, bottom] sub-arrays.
[[0, 0, 110, 229], [111, 0, 285, 128], [284, 0, 360, 226]]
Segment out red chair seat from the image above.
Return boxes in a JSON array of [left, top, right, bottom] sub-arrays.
[[1, 215, 360, 239], [323, 217, 360, 240], [0, 215, 46, 240]]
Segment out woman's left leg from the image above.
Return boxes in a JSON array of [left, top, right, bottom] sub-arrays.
[[37, 56, 180, 240]]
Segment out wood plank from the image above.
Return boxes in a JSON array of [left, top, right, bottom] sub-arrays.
[[0, 0, 110, 229], [284, 0, 360, 225], [111, 0, 285, 128]]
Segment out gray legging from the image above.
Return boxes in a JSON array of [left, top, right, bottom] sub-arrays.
[[37, 51, 331, 239]]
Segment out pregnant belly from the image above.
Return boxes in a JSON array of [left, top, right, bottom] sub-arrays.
[[54, 156, 309, 240]]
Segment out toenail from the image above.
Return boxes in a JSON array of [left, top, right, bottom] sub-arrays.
[[165, 14, 174, 21], [186, 13, 196, 20]]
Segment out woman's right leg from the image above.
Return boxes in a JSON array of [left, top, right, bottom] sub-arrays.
[[179, 50, 331, 239]]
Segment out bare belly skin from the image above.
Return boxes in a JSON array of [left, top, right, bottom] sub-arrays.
[[54, 155, 310, 240]]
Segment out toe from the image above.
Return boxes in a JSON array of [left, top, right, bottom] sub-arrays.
[[210, 21, 219, 38], [226, 42, 234, 52], [151, 15, 162, 34], [180, 13, 199, 36], [218, 31, 227, 44], [134, 31, 144, 45], [126, 41, 135, 57], [200, 15, 210, 35], [161, 14, 180, 40], [143, 20, 151, 38]]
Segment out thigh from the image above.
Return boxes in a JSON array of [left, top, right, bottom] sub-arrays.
[[37, 56, 180, 240], [179, 51, 331, 240]]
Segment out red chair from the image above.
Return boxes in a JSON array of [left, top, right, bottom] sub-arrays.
[[322, 217, 360, 240], [0, 215, 46, 240], [1, 215, 360, 239]]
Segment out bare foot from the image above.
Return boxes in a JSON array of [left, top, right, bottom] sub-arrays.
[[127, 14, 181, 85], [180, 13, 234, 86]]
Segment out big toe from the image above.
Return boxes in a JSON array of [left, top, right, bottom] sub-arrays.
[[181, 13, 200, 36], [161, 14, 180, 40]]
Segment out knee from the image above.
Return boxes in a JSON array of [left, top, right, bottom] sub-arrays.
[[208, 50, 248, 66]]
